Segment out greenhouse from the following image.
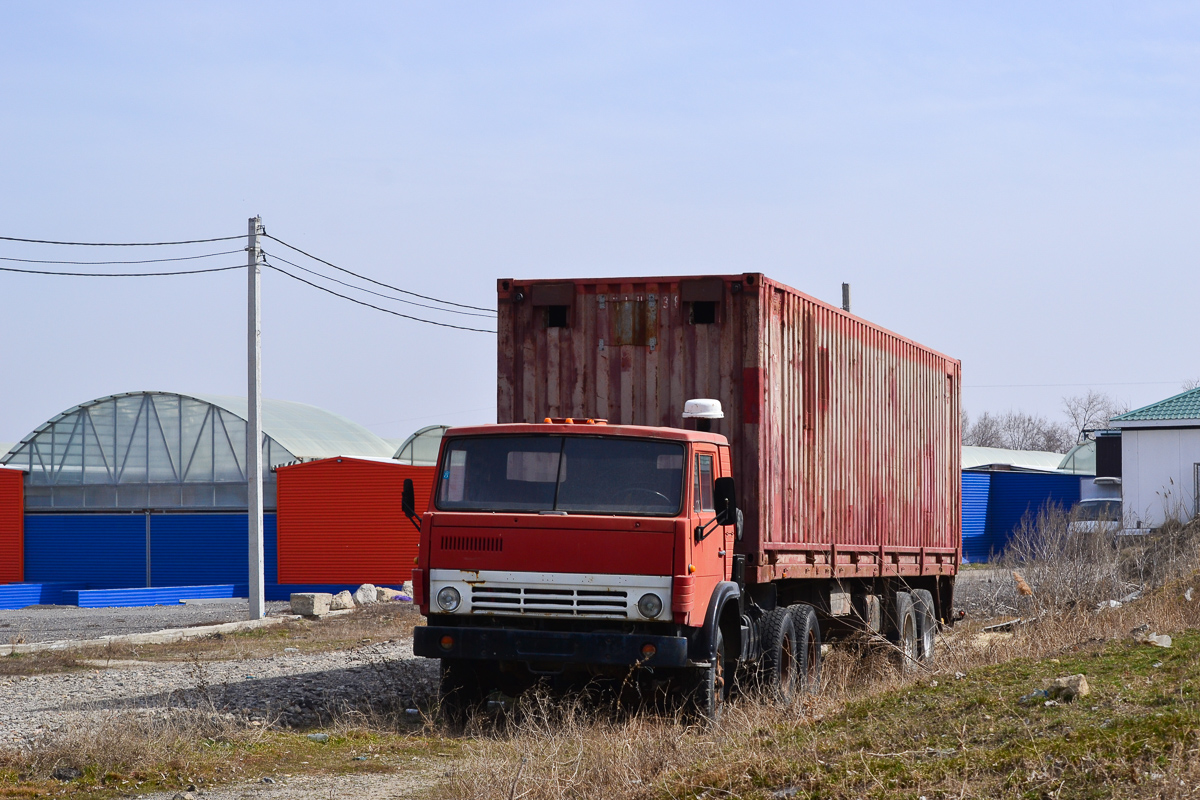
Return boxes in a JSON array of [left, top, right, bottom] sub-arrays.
[[0, 391, 396, 510]]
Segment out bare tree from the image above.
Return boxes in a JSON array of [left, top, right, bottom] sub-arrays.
[[1183, 378, 1200, 391], [1061, 390, 1129, 442], [963, 410, 1072, 453], [963, 410, 1004, 448]]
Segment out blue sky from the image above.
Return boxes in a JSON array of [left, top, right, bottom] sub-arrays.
[[2, 3, 1198, 443]]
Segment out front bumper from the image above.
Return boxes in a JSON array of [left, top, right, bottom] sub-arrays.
[[414, 625, 690, 668]]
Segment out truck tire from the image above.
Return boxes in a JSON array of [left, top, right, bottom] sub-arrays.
[[912, 589, 937, 663], [890, 592, 919, 672], [789, 603, 822, 695], [686, 627, 729, 723], [758, 607, 799, 704], [439, 658, 487, 726]]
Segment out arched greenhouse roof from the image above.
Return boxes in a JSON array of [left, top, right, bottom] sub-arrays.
[[393, 424, 449, 466], [185, 393, 395, 461], [0, 392, 395, 510], [1, 391, 395, 464]]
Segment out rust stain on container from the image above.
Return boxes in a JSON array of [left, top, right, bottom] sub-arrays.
[[497, 275, 961, 581]]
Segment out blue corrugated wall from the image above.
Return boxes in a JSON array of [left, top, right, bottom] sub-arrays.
[[961, 472, 992, 563], [23, 513, 277, 589], [150, 514, 277, 586], [24, 515, 147, 588], [963, 472, 1081, 562]]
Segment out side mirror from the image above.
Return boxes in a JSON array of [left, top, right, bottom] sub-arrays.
[[402, 478, 416, 517], [714, 476, 737, 526], [402, 478, 420, 532]]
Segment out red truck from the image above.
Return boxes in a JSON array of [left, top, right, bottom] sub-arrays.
[[411, 274, 960, 718]]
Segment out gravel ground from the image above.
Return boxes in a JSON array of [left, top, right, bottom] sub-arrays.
[[138, 763, 442, 800], [0, 600, 293, 645], [954, 567, 1020, 617], [0, 637, 439, 745]]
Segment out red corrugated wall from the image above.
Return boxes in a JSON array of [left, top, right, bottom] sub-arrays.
[[0, 468, 23, 583], [275, 458, 434, 585]]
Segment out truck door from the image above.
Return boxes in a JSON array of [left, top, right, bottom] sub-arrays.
[[692, 448, 729, 590]]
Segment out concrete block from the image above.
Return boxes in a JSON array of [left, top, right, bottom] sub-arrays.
[[290, 593, 332, 617]]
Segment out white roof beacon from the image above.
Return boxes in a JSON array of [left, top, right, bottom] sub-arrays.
[[682, 399, 724, 420]]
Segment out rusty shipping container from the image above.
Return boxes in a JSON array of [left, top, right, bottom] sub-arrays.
[[275, 457, 434, 585], [497, 274, 961, 583]]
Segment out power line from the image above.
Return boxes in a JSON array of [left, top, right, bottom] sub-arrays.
[[261, 250, 494, 319], [263, 262, 496, 334], [0, 264, 245, 277], [0, 249, 243, 266], [0, 234, 243, 246], [263, 233, 495, 313]]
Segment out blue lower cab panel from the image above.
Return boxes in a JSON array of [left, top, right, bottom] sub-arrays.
[[64, 584, 249, 609], [150, 514, 277, 587], [24, 515, 146, 588], [0, 582, 87, 609]]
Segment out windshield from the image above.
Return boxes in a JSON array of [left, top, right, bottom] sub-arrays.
[[1075, 500, 1121, 522], [435, 435, 686, 516]]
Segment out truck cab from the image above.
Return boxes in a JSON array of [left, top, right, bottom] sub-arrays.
[[411, 418, 742, 716]]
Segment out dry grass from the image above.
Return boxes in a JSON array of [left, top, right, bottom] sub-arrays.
[[0, 649, 88, 677], [11, 602, 426, 672], [0, 709, 447, 799], [433, 579, 1200, 800]]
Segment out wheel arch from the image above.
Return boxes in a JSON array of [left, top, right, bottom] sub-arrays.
[[689, 581, 741, 663]]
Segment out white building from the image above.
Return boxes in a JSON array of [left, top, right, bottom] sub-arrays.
[[1111, 388, 1200, 529]]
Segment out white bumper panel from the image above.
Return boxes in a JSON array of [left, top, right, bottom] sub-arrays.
[[429, 569, 672, 621]]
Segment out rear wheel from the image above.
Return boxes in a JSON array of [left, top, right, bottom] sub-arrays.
[[912, 589, 937, 663], [759, 607, 799, 704], [789, 603, 822, 694], [890, 592, 919, 672]]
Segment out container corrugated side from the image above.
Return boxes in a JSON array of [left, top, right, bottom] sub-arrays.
[[498, 274, 960, 582]]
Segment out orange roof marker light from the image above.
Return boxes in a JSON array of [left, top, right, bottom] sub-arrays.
[[542, 417, 609, 425]]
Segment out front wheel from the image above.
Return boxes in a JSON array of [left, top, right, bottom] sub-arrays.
[[439, 658, 488, 726], [686, 628, 730, 723]]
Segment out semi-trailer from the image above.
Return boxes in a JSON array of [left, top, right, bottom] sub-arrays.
[[411, 273, 960, 717]]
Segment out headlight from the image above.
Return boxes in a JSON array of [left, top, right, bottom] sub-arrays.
[[436, 586, 461, 612], [637, 593, 663, 619]]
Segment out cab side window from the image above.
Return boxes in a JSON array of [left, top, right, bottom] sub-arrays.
[[693, 454, 714, 512]]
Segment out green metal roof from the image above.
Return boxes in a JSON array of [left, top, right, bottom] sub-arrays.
[[1112, 387, 1200, 423]]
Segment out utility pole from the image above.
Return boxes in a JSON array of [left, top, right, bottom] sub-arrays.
[[247, 216, 265, 620]]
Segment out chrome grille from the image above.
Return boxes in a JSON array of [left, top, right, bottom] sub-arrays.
[[470, 584, 628, 616]]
